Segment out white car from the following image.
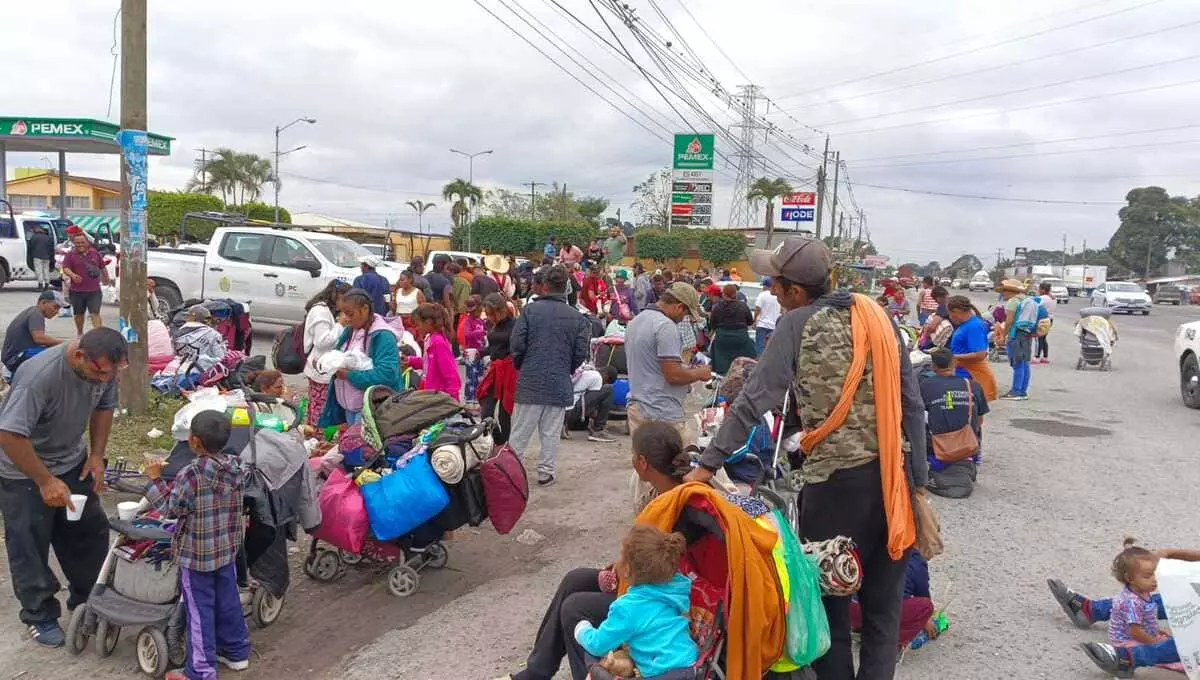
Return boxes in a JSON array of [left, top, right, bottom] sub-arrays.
[[968, 275, 992, 293], [1175, 321, 1200, 408], [1035, 278, 1070, 305], [1091, 281, 1151, 316]]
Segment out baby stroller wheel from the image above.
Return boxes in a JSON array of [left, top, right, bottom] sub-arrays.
[[65, 604, 91, 655], [339, 549, 364, 565], [252, 588, 285, 628], [387, 565, 420, 597], [136, 627, 169, 677], [305, 548, 343, 582], [96, 619, 120, 658], [424, 542, 449, 569]]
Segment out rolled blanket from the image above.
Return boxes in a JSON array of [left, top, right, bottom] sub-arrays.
[[803, 536, 862, 597], [431, 444, 466, 484]]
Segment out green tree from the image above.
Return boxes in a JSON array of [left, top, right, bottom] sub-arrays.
[[147, 191, 224, 240], [746, 177, 794, 247], [632, 169, 671, 228], [185, 148, 273, 206], [697, 230, 748, 268], [1109, 186, 1200, 276], [229, 201, 290, 223], [406, 200, 435, 233], [481, 188, 531, 220], [575, 195, 610, 224], [442, 178, 483, 231], [634, 229, 686, 263]]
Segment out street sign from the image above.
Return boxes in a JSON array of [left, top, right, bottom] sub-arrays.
[[781, 192, 816, 206], [863, 255, 890, 268], [673, 134, 715, 170], [782, 207, 815, 222]]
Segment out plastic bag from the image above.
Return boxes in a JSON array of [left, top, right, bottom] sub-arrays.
[[316, 349, 375, 376], [774, 509, 831, 667], [310, 468, 370, 554], [1156, 558, 1200, 678], [171, 394, 228, 441], [359, 453, 449, 541]]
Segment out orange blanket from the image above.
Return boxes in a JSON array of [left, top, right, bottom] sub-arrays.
[[799, 294, 915, 560], [628, 483, 785, 678]]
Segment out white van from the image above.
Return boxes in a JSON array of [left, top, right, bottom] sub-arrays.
[[0, 210, 118, 286]]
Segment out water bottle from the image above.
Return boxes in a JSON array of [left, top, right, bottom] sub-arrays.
[[298, 396, 310, 425], [909, 631, 930, 650]]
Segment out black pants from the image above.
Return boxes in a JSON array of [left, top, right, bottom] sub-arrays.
[[1035, 333, 1049, 359], [564, 386, 614, 432], [480, 394, 513, 446], [801, 460, 907, 680], [514, 567, 615, 680], [0, 459, 110, 625]]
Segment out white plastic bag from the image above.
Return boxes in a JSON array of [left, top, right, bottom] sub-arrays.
[[170, 388, 244, 441], [103, 284, 118, 305], [315, 350, 375, 376], [1155, 558, 1200, 678]]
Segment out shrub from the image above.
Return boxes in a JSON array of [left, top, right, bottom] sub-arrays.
[[697, 230, 749, 268], [147, 191, 223, 241]]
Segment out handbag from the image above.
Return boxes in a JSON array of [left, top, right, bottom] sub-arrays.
[[930, 379, 980, 463], [477, 443, 528, 535], [911, 490, 944, 560]]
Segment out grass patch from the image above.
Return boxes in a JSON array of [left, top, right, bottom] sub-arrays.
[[105, 395, 186, 467]]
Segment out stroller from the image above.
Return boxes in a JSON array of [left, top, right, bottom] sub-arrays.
[[591, 335, 631, 433], [305, 388, 494, 597], [67, 396, 315, 676], [1075, 307, 1116, 371]]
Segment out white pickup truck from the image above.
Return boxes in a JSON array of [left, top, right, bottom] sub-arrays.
[[144, 227, 403, 326]]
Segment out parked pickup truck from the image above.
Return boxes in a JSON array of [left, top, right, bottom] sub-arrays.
[[144, 227, 403, 325]]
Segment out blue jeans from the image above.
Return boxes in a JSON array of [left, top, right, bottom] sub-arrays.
[[1010, 361, 1030, 396], [1126, 638, 1181, 667], [754, 327, 773, 356]]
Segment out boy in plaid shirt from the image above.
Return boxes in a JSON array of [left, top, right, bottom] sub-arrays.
[[145, 411, 250, 680]]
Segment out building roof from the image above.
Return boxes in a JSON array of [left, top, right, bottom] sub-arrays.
[[290, 212, 387, 230], [7, 171, 121, 194]]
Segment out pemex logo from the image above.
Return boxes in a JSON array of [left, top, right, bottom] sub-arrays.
[[686, 137, 702, 154], [9, 120, 27, 136]]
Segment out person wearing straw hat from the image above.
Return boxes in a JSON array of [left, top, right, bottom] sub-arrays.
[[996, 278, 1037, 401], [473, 254, 516, 299]]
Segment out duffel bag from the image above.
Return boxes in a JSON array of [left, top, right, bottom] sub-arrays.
[[360, 453, 450, 541], [310, 469, 370, 554], [479, 443, 528, 535], [433, 467, 489, 532]]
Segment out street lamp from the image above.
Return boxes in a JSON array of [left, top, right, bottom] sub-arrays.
[[275, 117, 316, 222], [449, 148, 493, 250]]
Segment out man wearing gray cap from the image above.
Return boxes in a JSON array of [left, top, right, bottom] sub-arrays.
[[624, 281, 712, 437], [688, 236, 927, 680], [2, 291, 65, 377]]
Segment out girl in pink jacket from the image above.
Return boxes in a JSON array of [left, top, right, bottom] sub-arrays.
[[409, 303, 462, 401]]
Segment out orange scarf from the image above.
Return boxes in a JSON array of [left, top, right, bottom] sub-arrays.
[[956, 353, 997, 402], [799, 294, 915, 560], [626, 483, 785, 679]]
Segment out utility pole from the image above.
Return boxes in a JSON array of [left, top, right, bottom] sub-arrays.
[[1061, 233, 1067, 272], [1146, 235, 1154, 279], [193, 147, 215, 193], [829, 151, 841, 242], [1081, 238, 1088, 296], [813, 136, 830, 239], [118, 0, 149, 412], [525, 180, 544, 220]]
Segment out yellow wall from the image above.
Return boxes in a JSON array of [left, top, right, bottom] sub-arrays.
[[5, 172, 119, 210]]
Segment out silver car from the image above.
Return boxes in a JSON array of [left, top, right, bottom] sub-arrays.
[[1091, 281, 1151, 315]]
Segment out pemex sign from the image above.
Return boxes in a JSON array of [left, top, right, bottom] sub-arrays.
[[0, 117, 172, 155], [673, 133, 715, 170]]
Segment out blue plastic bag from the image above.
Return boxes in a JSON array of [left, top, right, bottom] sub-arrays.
[[359, 453, 450, 541]]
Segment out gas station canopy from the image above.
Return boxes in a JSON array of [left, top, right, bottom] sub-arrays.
[[0, 117, 172, 155]]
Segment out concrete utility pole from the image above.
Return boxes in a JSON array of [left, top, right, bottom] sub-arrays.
[[194, 147, 216, 193], [813, 136, 830, 239], [1062, 233, 1068, 271], [1146, 235, 1154, 279], [118, 0, 149, 412], [525, 180, 545, 220], [829, 151, 841, 242]]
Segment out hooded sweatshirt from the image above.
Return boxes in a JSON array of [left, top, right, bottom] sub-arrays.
[[575, 573, 698, 677], [145, 449, 245, 572]]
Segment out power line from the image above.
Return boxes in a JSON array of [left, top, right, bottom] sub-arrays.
[[816, 52, 1200, 128], [829, 75, 1200, 137], [670, 0, 751, 82], [773, 0, 1169, 101], [781, 17, 1200, 114], [853, 137, 1200, 169], [854, 181, 1125, 205]]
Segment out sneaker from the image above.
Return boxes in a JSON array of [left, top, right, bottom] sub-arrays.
[[1079, 642, 1134, 679], [587, 429, 616, 443], [1047, 578, 1093, 629], [999, 392, 1022, 401], [29, 621, 65, 647], [217, 655, 250, 671], [537, 474, 556, 487]]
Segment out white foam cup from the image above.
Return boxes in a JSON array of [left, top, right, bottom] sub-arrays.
[[117, 501, 140, 521], [66, 494, 88, 521]]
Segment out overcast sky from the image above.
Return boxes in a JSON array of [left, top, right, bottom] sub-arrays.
[[6, 0, 1200, 266]]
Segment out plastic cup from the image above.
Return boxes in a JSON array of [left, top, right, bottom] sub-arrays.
[[66, 494, 87, 521], [117, 501, 140, 521]]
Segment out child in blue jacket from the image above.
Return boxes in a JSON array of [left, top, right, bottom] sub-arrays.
[[574, 524, 698, 679]]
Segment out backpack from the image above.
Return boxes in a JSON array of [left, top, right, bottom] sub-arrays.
[[1012, 297, 1039, 335], [272, 322, 308, 375]]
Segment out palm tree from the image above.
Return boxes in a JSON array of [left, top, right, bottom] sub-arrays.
[[185, 148, 273, 207], [406, 200, 435, 234], [442, 178, 483, 230], [746, 177, 794, 247]]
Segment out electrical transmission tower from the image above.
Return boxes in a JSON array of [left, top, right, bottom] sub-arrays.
[[728, 84, 770, 228]]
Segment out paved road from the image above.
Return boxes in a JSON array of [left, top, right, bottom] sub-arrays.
[[0, 284, 1197, 679]]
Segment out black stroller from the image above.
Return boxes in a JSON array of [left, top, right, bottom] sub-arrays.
[[1076, 307, 1116, 371]]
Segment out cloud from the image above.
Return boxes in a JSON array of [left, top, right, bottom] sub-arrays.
[[5, 0, 1200, 260]]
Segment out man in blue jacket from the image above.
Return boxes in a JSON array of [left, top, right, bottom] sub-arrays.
[[510, 265, 591, 487]]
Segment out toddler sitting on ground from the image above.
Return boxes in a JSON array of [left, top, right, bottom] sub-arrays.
[[574, 524, 698, 679]]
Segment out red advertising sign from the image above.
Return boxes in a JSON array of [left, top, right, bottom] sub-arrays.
[[781, 192, 816, 206], [670, 204, 693, 216]]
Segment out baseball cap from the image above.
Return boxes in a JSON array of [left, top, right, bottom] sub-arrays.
[[749, 237, 832, 287], [187, 304, 212, 322], [359, 254, 382, 269], [38, 290, 65, 307], [663, 281, 703, 319]]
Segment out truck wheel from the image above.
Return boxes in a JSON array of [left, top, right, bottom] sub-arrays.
[[1182, 354, 1200, 409], [0, 260, 8, 289], [154, 282, 183, 313]]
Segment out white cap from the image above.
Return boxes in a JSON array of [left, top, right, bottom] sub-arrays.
[[359, 254, 382, 269]]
